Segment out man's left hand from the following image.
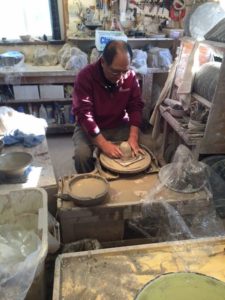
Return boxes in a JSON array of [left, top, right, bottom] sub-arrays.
[[128, 136, 144, 157]]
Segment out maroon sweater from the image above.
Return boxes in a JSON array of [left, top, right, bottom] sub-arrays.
[[72, 59, 144, 136]]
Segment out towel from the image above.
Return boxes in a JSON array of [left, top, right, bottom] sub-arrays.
[[3, 130, 45, 147]]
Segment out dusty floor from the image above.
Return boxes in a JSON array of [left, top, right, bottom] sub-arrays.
[[47, 133, 75, 180]]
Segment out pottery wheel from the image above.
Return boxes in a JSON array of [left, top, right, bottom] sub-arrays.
[[99, 148, 151, 174]]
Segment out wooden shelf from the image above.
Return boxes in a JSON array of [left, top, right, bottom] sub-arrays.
[[0, 98, 72, 104], [201, 40, 225, 51], [192, 93, 212, 108], [147, 68, 169, 74], [0, 64, 76, 84], [68, 37, 174, 42], [47, 123, 74, 134], [159, 105, 203, 146]]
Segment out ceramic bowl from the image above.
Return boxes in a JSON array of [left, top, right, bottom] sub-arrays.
[[0, 152, 33, 177], [169, 107, 185, 118]]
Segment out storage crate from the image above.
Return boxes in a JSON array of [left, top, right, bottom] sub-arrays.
[[13, 85, 39, 100], [39, 85, 64, 99], [53, 237, 225, 300], [0, 188, 48, 300]]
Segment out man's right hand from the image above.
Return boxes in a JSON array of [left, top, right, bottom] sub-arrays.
[[101, 141, 123, 158], [93, 134, 122, 159]]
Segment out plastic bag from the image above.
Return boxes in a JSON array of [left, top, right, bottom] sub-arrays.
[[33, 47, 58, 66], [136, 145, 225, 244], [0, 224, 42, 300], [147, 47, 172, 69], [130, 49, 148, 75]]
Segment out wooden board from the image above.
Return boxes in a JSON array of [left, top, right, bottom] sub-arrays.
[[53, 236, 225, 300], [0, 64, 76, 84], [58, 172, 208, 210]]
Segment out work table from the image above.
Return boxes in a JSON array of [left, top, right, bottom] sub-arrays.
[[0, 138, 57, 212]]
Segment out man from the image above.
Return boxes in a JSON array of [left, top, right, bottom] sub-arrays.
[[72, 40, 144, 173]]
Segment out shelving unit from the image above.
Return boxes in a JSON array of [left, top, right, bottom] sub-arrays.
[[160, 38, 225, 159], [0, 64, 76, 134], [0, 37, 178, 134]]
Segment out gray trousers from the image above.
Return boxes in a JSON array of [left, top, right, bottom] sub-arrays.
[[72, 124, 130, 173]]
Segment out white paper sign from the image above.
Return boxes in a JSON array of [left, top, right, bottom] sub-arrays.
[[95, 30, 128, 51]]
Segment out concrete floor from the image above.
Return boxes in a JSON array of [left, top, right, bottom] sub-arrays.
[[47, 133, 75, 180]]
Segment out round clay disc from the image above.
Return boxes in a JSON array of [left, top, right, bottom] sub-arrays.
[[99, 147, 151, 174], [68, 174, 109, 206]]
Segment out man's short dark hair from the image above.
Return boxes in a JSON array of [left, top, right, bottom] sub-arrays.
[[102, 40, 133, 66]]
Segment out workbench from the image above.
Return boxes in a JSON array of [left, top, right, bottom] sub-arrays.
[[57, 172, 210, 243], [53, 236, 225, 300], [0, 138, 57, 212]]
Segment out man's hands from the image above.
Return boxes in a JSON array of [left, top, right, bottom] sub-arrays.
[[101, 140, 123, 158], [92, 126, 143, 159], [128, 125, 144, 156], [93, 134, 123, 158]]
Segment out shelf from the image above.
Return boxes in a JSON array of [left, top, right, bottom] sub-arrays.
[[47, 123, 74, 134], [201, 40, 225, 51], [160, 105, 203, 146], [68, 37, 174, 42], [0, 98, 72, 104], [191, 93, 212, 108], [0, 64, 76, 84], [147, 68, 169, 74]]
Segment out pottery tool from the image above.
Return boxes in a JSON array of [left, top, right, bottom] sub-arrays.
[[114, 154, 145, 167]]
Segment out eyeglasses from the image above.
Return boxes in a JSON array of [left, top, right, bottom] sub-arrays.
[[108, 67, 129, 76]]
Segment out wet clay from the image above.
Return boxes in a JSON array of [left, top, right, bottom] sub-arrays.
[[69, 177, 107, 199], [119, 142, 132, 160]]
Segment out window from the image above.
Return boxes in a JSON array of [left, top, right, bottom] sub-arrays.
[[0, 0, 61, 40]]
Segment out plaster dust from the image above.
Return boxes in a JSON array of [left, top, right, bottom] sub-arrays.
[[69, 177, 107, 199], [58, 240, 225, 300], [60, 253, 147, 300]]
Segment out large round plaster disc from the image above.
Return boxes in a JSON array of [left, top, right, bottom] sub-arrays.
[[99, 148, 151, 174], [188, 2, 225, 40], [135, 272, 225, 300]]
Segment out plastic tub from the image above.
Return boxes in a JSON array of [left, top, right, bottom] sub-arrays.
[[0, 188, 48, 300]]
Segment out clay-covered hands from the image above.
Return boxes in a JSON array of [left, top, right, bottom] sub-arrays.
[[101, 140, 123, 159], [128, 136, 145, 157]]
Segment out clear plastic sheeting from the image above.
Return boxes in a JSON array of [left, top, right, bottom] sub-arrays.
[[158, 145, 208, 193], [133, 145, 225, 245], [147, 47, 172, 69], [0, 224, 42, 300], [0, 51, 25, 84]]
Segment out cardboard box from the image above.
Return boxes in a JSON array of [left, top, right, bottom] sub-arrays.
[[39, 85, 64, 99], [13, 85, 39, 100]]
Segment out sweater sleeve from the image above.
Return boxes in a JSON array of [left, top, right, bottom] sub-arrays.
[[72, 69, 100, 137], [126, 73, 144, 128]]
